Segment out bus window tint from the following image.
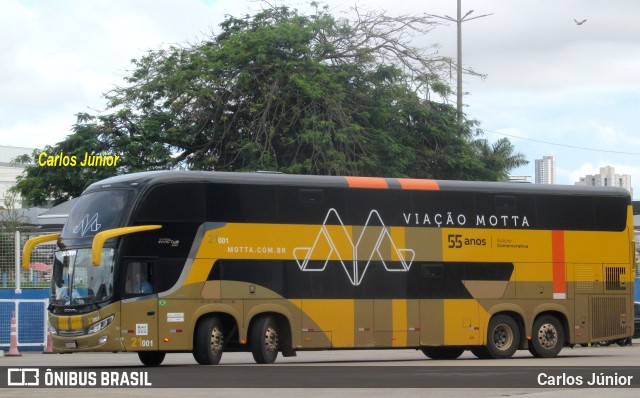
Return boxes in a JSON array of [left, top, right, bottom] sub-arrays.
[[206, 184, 278, 223], [412, 191, 474, 225], [422, 263, 443, 278], [347, 189, 409, 226], [62, 189, 134, 239], [136, 184, 204, 222], [536, 195, 594, 231], [594, 196, 628, 231], [278, 187, 345, 224], [154, 259, 185, 292], [125, 261, 154, 295]]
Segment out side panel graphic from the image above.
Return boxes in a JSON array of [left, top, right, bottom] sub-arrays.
[[293, 209, 415, 286]]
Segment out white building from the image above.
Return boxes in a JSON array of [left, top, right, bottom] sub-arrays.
[[0, 145, 35, 209], [535, 156, 556, 184], [575, 166, 633, 196]]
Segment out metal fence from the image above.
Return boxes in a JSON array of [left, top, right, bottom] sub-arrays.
[[0, 231, 56, 351], [0, 231, 57, 290], [0, 299, 49, 349]]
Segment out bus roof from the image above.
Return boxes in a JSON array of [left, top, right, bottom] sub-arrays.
[[85, 170, 631, 201]]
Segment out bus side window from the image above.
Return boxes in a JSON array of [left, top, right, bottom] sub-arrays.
[[300, 189, 323, 203], [495, 195, 516, 210], [422, 263, 443, 278], [311, 274, 323, 292], [125, 261, 154, 295]]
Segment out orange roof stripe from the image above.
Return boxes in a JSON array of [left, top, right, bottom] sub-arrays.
[[398, 178, 440, 190], [345, 176, 389, 189]]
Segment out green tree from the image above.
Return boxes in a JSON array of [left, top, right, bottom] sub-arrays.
[[0, 190, 30, 231], [12, 3, 526, 205], [471, 137, 529, 181]]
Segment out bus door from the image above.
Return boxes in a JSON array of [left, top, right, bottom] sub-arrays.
[[120, 260, 158, 351]]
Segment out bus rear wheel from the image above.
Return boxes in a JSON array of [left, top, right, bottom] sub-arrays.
[[138, 351, 165, 366], [485, 314, 520, 359], [193, 316, 224, 365], [421, 346, 465, 360], [528, 314, 564, 358], [251, 315, 280, 364]]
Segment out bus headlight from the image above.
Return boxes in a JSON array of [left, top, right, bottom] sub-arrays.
[[49, 323, 58, 336], [88, 315, 115, 335]]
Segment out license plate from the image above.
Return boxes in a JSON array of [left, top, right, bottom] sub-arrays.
[[65, 341, 77, 348]]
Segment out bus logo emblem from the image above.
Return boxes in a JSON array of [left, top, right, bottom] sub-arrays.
[[294, 209, 415, 286], [72, 213, 102, 236]]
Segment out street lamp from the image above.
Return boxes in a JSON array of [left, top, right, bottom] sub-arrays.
[[429, 0, 493, 124]]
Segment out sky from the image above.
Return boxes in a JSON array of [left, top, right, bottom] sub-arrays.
[[2, 0, 640, 197]]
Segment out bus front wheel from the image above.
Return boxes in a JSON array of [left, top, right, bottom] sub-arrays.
[[485, 314, 520, 359], [193, 316, 224, 365], [251, 315, 280, 364], [138, 351, 165, 366], [528, 314, 564, 358]]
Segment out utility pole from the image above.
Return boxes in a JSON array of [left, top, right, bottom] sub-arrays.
[[430, 0, 492, 124]]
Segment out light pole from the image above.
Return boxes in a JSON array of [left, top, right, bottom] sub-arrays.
[[430, 0, 492, 124]]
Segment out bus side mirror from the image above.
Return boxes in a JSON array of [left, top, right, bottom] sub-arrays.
[[92, 225, 162, 266], [22, 234, 61, 270]]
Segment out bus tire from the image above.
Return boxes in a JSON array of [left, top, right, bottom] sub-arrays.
[[486, 314, 520, 359], [470, 346, 492, 359], [616, 338, 632, 347], [528, 314, 564, 358], [250, 315, 280, 364], [421, 346, 465, 360], [138, 351, 165, 366], [193, 316, 224, 365]]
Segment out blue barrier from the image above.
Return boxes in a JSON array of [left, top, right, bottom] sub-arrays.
[[0, 289, 49, 352], [0, 289, 48, 300]]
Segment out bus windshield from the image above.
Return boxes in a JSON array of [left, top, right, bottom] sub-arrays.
[[62, 189, 134, 240], [50, 248, 116, 306]]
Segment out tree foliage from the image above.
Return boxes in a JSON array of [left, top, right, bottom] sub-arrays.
[[13, 3, 526, 206]]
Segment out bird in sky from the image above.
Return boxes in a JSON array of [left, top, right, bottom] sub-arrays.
[[574, 18, 587, 25]]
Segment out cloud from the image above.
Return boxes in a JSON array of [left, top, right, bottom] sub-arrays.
[[0, 0, 246, 147], [565, 162, 599, 185], [592, 123, 640, 149]]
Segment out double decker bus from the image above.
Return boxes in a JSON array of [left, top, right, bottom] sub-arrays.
[[23, 171, 635, 365]]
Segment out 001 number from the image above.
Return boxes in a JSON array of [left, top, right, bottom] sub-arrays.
[[131, 337, 154, 347], [208, 235, 229, 244]]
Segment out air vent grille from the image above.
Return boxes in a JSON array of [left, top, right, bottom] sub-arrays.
[[605, 266, 625, 291], [591, 296, 627, 340]]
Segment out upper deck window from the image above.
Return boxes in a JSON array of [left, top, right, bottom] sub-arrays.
[[135, 183, 204, 222]]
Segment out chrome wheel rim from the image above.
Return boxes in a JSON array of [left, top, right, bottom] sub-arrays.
[[210, 326, 223, 354], [537, 323, 558, 349], [264, 326, 278, 353], [493, 323, 514, 351]]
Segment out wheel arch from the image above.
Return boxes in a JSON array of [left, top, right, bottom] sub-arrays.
[[191, 309, 240, 350]]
